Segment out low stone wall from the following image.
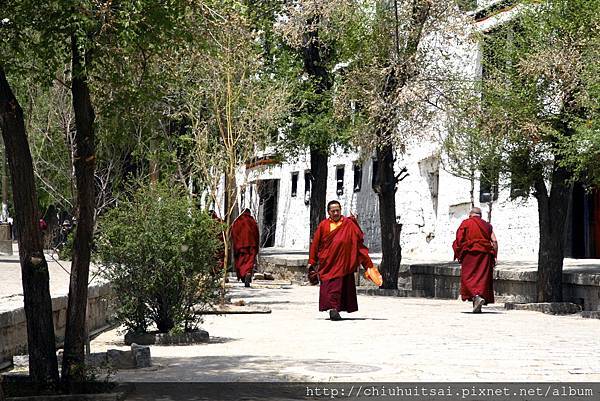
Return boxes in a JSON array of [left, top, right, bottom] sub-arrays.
[[257, 255, 308, 283], [409, 262, 600, 311], [0, 283, 113, 369], [260, 254, 600, 311]]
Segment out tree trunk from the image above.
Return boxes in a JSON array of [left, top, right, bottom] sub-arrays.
[[0, 68, 59, 385], [309, 146, 328, 239], [221, 168, 238, 303], [2, 154, 8, 221], [302, 20, 332, 241], [61, 36, 96, 384], [374, 144, 402, 289], [534, 162, 571, 302]]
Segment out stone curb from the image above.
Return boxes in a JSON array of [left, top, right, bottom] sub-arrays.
[[504, 302, 582, 315], [581, 311, 600, 319], [124, 330, 209, 346], [357, 288, 412, 297]]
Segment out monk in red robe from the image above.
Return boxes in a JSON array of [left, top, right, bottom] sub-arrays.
[[452, 207, 498, 313], [231, 209, 259, 287], [308, 200, 374, 321]]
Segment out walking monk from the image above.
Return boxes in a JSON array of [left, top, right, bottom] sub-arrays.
[[452, 207, 498, 313], [307, 200, 374, 321], [231, 209, 259, 287]]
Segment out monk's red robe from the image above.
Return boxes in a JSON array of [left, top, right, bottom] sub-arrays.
[[452, 216, 496, 303], [309, 216, 373, 312], [231, 211, 259, 280]]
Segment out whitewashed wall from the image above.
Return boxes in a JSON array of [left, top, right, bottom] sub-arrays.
[[224, 3, 540, 260]]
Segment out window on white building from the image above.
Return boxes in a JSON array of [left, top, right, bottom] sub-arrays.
[[304, 170, 311, 205], [291, 172, 298, 197], [353, 162, 362, 192], [479, 167, 499, 203], [336, 165, 345, 196], [509, 152, 529, 199], [371, 158, 379, 189]]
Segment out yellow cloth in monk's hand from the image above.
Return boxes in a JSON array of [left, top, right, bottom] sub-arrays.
[[329, 219, 343, 232], [364, 266, 383, 287]]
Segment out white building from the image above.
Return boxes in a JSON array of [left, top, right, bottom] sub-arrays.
[[223, 0, 599, 262]]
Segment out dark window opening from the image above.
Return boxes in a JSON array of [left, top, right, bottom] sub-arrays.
[[509, 152, 530, 199], [304, 170, 311, 205], [371, 158, 379, 189], [479, 167, 499, 203], [336, 166, 345, 196], [353, 163, 363, 192], [291, 172, 298, 197]]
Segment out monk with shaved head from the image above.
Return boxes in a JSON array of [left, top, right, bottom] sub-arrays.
[[452, 207, 498, 313], [307, 200, 374, 321]]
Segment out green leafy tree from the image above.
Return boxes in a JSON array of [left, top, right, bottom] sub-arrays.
[[334, 0, 472, 288], [164, 2, 289, 299], [273, 1, 356, 239], [468, 0, 600, 301], [96, 182, 221, 334], [1, 0, 193, 385]]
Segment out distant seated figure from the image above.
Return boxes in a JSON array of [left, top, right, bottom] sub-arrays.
[[452, 207, 498, 313], [231, 209, 259, 287]]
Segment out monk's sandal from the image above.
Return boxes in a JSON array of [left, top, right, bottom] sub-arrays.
[[329, 309, 342, 321], [472, 295, 485, 313]]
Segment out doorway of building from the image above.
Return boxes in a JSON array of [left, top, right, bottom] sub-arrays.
[[566, 183, 600, 258], [257, 179, 279, 248]]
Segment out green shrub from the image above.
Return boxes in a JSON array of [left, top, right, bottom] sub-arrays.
[[95, 183, 222, 334]]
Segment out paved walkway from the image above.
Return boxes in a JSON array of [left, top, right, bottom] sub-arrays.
[[0, 244, 103, 313], [91, 282, 600, 383]]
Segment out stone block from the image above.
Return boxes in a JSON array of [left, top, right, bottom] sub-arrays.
[[106, 349, 135, 369], [85, 352, 108, 367], [131, 344, 151, 368], [582, 311, 600, 319], [0, 239, 12, 255]]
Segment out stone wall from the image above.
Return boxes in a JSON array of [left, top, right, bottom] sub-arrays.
[[0, 283, 113, 369], [259, 254, 600, 311], [410, 263, 600, 311]]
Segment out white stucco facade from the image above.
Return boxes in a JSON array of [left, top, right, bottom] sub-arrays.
[[211, 1, 549, 262]]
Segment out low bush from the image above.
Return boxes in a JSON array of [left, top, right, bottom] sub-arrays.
[[95, 183, 222, 334]]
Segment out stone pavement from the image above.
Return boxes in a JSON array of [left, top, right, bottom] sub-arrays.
[[90, 282, 600, 383], [0, 244, 103, 313]]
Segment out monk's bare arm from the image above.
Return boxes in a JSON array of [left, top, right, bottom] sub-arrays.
[[491, 231, 498, 253]]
